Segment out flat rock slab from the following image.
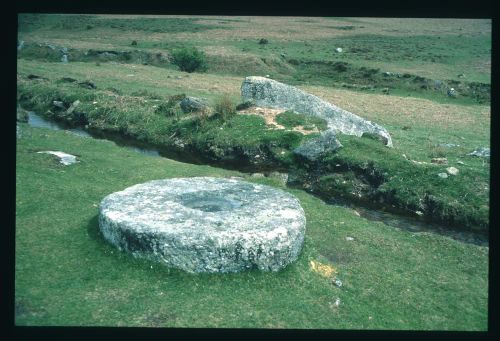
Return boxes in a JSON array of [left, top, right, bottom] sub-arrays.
[[37, 151, 78, 165], [241, 76, 393, 147], [98, 177, 306, 273]]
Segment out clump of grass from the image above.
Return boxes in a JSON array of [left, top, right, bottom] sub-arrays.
[[171, 47, 208, 73], [195, 107, 212, 128], [155, 94, 186, 117], [214, 93, 236, 121], [275, 110, 328, 131]]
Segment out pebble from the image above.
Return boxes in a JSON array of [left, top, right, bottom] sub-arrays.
[[446, 167, 459, 176], [438, 173, 448, 179], [346, 236, 354, 241], [431, 157, 448, 164]]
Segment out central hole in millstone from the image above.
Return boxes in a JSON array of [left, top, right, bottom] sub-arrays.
[[180, 195, 242, 212]]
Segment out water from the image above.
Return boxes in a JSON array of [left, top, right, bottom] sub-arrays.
[[28, 112, 159, 156], [25, 112, 488, 247], [327, 198, 488, 247]]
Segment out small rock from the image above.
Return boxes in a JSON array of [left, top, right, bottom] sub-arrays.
[[180, 96, 210, 113], [61, 54, 68, 63], [333, 278, 343, 287], [438, 172, 448, 179], [447, 88, 458, 98], [335, 47, 343, 53], [383, 71, 392, 76], [334, 298, 341, 307], [52, 101, 66, 109], [431, 157, 448, 164], [293, 130, 343, 162], [457, 160, 465, 165], [415, 210, 424, 216], [346, 236, 354, 241], [66, 100, 80, 115], [446, 166, 459, 176], [251, 173, 265, 178], [468, 147, 490, 158]]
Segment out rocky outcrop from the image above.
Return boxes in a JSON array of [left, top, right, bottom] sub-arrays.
[[99, 177, 306, 273], [241, 76, 393, 146]]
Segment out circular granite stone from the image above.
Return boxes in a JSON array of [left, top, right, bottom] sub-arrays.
[[98, 177, 306, 273]]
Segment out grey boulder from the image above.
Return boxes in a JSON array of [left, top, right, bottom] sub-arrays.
[[98, 177, 306, 273], [293, 130, 343, 162], [241, 76, 393, 146]]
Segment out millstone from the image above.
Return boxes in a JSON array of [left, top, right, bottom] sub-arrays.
[[98, 177, 306, 273]]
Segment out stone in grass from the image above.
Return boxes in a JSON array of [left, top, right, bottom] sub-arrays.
[[66, 100, 81, 115], [446, 167, 459, 176], [98, 177, 306, 273], [293, 130, 342, 162], [438, 172, 448, 179], [179, 96, 210, 113], [468, 147, 490, 158], [37, 151, 78, 165], [431, 157, 448, 164], [241, 76, 393, 146]]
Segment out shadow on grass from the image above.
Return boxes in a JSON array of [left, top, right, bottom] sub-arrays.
[[86, 214, 106, 244]]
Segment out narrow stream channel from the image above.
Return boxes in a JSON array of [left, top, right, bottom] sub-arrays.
[[23, 112, 488, 247]]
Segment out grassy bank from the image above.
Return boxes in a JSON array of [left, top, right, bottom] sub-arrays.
[[15, 124, 488, 329], [16, 59, 490, 231]]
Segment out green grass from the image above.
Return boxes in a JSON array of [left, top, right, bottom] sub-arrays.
[[18, 13, 227, 34], [15, 124, 488, 329], [275, 111, 329, 131], [17, 15, 491, 104]]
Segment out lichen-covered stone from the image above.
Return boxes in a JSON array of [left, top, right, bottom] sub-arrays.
[[98, 177, 306, 273], [241, 76, 393, 147], [179, 96, 210, 113], [293, 130, 342, 162]]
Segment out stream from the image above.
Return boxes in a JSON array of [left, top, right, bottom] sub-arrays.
[[24, 112, 488, 247]]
